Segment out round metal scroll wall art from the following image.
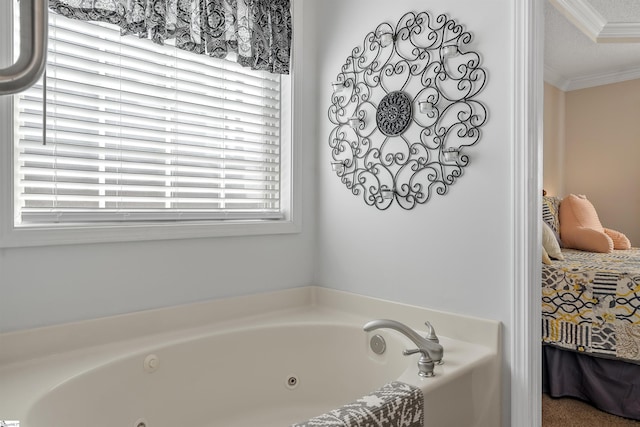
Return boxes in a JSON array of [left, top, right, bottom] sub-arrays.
[[328, 11, 488, 210]]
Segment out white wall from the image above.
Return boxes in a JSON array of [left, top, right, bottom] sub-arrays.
[[0, 233, 316, 332], [313, 0, 514, 423], [315, 0, 513, 351], [0, 1, 319, 333]]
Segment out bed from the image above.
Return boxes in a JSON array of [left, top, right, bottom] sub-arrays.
[[542, 240, 640, 419]]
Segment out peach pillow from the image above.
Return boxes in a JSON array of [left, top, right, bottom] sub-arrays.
[[559, 194, 631, 253], [605, 227, 631, 250]]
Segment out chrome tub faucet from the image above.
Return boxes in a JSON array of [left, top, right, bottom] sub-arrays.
[[363, 319, 444, 377]]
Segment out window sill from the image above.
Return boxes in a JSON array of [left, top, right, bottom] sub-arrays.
[[0, 218, 301, 248]]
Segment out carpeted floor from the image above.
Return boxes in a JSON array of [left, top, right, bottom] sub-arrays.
[[542, 394, 640, 426]]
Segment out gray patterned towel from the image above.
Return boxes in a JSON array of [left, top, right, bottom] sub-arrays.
[[291, 381, 423, 427]]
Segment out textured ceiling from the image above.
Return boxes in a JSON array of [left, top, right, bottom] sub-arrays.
[[545, 0, 640, 90], [586, 0, 640, 22]]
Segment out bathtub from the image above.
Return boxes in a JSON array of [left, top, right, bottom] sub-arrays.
[[0, 287, 501, 427]]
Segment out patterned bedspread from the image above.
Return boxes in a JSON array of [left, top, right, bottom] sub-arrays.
[[542, 248, 640, 363]]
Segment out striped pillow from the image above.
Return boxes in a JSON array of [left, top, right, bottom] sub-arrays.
[[543, 196, 562, 243]]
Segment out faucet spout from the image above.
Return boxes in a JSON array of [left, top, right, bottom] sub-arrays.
[[363, 319, 444, 362]]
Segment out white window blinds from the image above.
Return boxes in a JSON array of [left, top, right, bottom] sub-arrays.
[[15, 13, 282, 224]]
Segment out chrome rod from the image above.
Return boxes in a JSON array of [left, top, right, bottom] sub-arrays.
[[0, 0, 48, 95]]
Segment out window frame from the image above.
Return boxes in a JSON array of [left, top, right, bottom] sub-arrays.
[[0, 1, 302, 248]]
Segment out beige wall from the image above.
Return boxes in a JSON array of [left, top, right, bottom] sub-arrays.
[[561, 79, 640, 245], [543, 83, 565, 197]]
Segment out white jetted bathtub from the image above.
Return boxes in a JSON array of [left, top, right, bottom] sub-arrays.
[[0, 287, 501, 427]]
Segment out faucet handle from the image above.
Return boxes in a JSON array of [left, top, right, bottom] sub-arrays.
[[403, 348, 428, 357], [424, 321, 439, 343], [403, 348, 435, 377]]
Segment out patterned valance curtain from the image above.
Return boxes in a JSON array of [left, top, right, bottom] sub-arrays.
[[48, 0, 292, 74]]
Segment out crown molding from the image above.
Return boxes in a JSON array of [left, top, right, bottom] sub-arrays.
[[599, 22, 640, 43], [549, 0, 604, 42], [543, 65, 570, 91], [550, 0, 640, 43], [544, 63, 640, 92], [566, 67, 640, 91], [546, 0, 640, 91]]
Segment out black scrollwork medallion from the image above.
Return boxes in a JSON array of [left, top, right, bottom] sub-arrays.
[[376, 91, 412, 137], [328, 10, 488, 210]]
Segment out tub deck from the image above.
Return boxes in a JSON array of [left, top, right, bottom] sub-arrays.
[[0, 287, 501, 427]]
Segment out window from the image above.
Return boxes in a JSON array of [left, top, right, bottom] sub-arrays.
[[0, 5, 298, 247], [18, 13, 284, 224]]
